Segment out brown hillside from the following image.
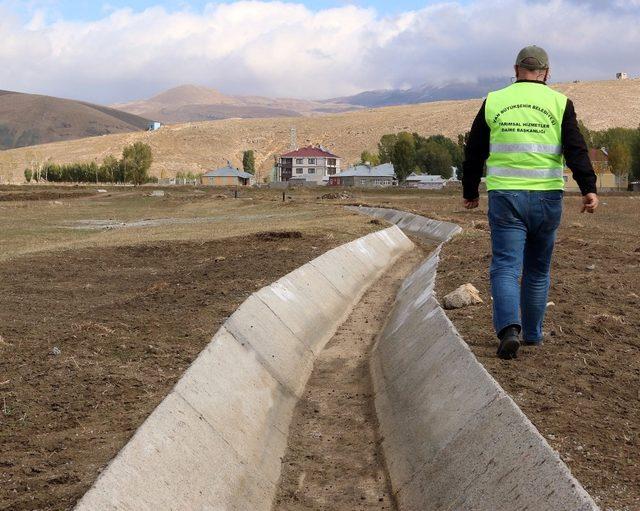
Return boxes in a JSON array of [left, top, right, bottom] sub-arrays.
[[112, 84, 359, 123], [1, 79, 638, 184], [0, 91, 150, 151], [148, 84, 238, 106], [553, 79, 640, 130]]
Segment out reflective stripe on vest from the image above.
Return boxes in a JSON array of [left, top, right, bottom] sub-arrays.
[[490, 143, 562, 155], [487, 167, 564, 179], [484, 82, 568, 191]]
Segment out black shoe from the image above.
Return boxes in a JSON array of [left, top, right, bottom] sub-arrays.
[[497, 326, 520, 360]]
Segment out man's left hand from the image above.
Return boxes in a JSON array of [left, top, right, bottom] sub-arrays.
[[464, 198, 479, 209], [581, 193, 599, 214]]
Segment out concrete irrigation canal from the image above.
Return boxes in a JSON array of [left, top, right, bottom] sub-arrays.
[[74, 208, 599, 511]]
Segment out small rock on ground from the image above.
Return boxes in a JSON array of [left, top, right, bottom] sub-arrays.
[[442, 284, 483, 310]]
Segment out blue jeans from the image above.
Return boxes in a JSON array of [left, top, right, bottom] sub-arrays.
[[488, 190, 563, 342]]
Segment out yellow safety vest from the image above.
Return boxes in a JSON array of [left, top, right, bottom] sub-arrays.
[[485, 82, 567, 191]]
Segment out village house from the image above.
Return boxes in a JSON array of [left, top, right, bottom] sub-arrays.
[[404, 173, 447, 189], [564, 147, 627, 191], [275, 146, 341, 184], [328, 163, 395, 187], [201, 164, 254, 187]]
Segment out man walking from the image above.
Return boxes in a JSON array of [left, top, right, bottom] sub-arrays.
[[462, 45, 598, 360]]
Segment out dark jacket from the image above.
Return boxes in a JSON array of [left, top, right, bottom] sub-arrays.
[[462, 80, 597, 200]]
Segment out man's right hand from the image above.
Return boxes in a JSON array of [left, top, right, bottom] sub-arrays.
[[581, 193, 599, 214], [463, 198, 479, 209]]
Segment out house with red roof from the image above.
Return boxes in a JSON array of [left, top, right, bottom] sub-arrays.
[[275, 146, 341, 184]]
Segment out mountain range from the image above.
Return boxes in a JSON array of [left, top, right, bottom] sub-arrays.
[[0, 80, 511, 151], [328, 77, 511, 108], [2, 76, 633, 153], [111, 79, 513, 124], [0, 79, 508, 150], [110, 85, 360, 124]]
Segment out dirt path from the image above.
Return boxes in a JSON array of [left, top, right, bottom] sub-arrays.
[[273, 246, 426, 511]]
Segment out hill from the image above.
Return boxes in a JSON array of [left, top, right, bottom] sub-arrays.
[[0, 91, 151, 151], [1, 79, 638, 184], [112, 84, 360, 123]]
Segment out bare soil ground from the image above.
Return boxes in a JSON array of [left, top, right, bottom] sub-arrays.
[[435, 214, 640, 511], [0, 187, 93, 202], [1, 185, 638, 510], [0, 186, 378, 511], [274, 244, 427, 511], [330, 188, 639, 511]]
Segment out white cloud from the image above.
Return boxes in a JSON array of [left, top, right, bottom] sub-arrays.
[[25, 8, 48, 30], [0, 0, 638, 103]]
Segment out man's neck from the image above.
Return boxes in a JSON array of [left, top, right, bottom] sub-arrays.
[[515, 79, 547, 84]]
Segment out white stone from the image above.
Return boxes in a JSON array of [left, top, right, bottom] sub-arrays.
[[442, 284, 483, 310]]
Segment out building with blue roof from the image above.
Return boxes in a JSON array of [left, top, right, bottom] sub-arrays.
[[328, 163, 396, 187]]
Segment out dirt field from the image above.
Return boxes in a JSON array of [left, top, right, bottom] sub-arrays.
[[0, 185, 93, 202], [0, 186, 378, 510], [0, 186, 377, 262], [1, 185, 638, 510], [334, 188, 639, 511], [434, 201, 640, 511]]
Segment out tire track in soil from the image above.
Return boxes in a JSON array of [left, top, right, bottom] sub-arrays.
[[273, 246, 427, 511]]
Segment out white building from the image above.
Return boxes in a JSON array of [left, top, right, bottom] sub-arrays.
[[405, 173, 447, 189], [616, 72, 628, 80], [276, 146, 341, 184], [329, 163, 396, 187]]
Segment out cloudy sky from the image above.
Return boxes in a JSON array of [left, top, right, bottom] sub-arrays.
[[1, 0, 639, 104]]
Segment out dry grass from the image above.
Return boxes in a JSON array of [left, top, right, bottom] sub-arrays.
[[1, 78, 638, 184], [0, 187, 379, 262]]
